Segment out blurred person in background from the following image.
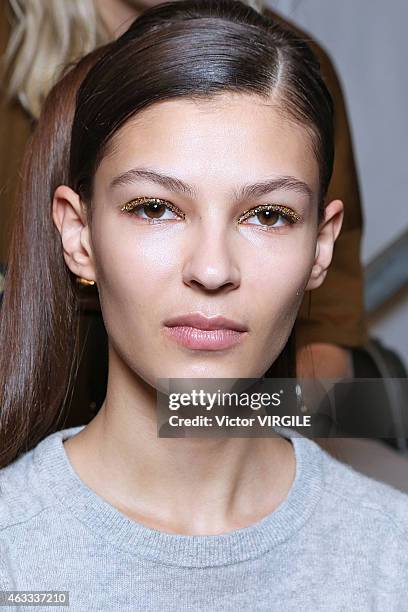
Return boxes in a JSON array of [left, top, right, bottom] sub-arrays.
[[0, 0, 367, 421]]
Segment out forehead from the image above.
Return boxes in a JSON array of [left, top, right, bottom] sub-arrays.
[[100, 93, 319, 194]]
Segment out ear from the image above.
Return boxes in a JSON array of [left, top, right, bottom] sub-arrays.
[[305, 199, 344, 291], [52, 185, 96, 282]]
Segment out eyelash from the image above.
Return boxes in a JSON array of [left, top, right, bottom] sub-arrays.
[[120, 196, 301, 230]]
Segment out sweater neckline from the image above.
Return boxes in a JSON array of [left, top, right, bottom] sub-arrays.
[[34, 425, 324, 568]]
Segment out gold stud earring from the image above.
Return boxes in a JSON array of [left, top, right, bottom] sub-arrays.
[[76, 277, 96, 287]]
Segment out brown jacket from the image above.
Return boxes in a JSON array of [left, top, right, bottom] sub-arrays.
[[0, 6, 34, 265]]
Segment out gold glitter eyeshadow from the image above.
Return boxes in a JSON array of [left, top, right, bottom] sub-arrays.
[[120, 197, 185, 218], [121, 197, 300, 226], [238, 204, 301, 224]]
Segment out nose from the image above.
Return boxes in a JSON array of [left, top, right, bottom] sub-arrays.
[[182, 223, 241, 293]]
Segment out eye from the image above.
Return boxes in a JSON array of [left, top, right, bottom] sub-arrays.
[[120, 197, 185, 221], [238, 204, 301, 230]]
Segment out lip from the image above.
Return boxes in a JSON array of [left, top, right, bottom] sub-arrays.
[[163, 312, 248, 332], [162, 312, 248, 351]]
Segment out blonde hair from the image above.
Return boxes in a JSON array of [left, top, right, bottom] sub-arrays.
[[2, 0, 108, 118], [2, 0, 265, 120]]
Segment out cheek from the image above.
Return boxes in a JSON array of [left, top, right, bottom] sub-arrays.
[[247, 227, 315, 286], [91, 218, 177, 330], [244, 233, 315, 332]]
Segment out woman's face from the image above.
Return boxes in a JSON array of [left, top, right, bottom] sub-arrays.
[[57, 93, 340, 385]]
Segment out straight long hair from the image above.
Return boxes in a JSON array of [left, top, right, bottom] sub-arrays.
[[0, 48, 107, 467], [0, 0, 333, 468]]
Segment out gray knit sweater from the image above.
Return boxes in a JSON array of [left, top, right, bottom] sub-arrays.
[[1, 426, 408, 611]]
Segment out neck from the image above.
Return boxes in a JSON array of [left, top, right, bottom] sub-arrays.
[[64, 345, 296, 535]]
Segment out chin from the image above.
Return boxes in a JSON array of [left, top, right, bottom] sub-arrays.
[[159, 359, 258, 383]]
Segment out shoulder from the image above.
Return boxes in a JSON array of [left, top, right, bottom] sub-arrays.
[[0, 437, 56, 531], [317, 441, 408, 540]]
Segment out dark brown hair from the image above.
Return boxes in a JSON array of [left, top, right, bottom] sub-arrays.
[[0, 48, 107, 468], [71, 1, 333, 213], [0, 0, 334, 468]]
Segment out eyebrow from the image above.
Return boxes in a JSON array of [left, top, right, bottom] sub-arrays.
[[109, 167, 313, 200]]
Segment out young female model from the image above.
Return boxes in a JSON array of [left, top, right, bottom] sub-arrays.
[[0, 1, 407, 610]]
